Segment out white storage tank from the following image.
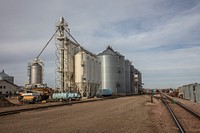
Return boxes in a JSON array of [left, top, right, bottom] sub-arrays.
[[94, 59, 99, 84], [75, 50, 100, 97], [75, 51, 90, 83], [75, 51, 83, 83], [87, 54, 92, 83], [90, 56, 95, 83]]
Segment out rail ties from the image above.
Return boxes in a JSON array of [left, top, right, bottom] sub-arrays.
[[177, 102, 200, 120], [161, 93, 200, 120], [161, 98, 186, 133]]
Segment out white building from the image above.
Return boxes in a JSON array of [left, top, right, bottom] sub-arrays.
[[0, 80, 19, 97]]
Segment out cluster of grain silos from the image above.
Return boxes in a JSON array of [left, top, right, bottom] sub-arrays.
[[54, 17, 142, 98], [75, 51, 101, 98], [22, 18, 142, 99], [98, 46, 141, 96]]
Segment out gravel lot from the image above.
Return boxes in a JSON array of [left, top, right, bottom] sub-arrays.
[[0, 95, 179, 133]]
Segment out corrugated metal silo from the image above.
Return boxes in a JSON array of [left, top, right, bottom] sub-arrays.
[[75, 51, 100, 97], [99, 55, 118, 93], [29, 59, 43, 85], [130, 65, 135, 94], [125, 60, 131, 95], [94, 58, 98, 84], [117, 55, 125, 95], [98, 60, 101, 84], [98, 46, 122, 94]]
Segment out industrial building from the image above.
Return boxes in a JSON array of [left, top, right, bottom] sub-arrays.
[[182, 83, 200, 103], [0, 80, 19, 97], [0, 70, 19, 97]]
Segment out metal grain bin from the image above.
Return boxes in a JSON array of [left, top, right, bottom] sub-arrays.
[[98, 46, 127, 95], [118, 55, 125, 95], [30, 61, 43, 85], [125, 60, 131, 95], [98, 54, 118, 93]]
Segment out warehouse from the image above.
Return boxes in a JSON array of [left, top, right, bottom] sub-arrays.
[[0, 80, 19, 97], [0, 70, 19, 97], [182, 83, 200, 103]]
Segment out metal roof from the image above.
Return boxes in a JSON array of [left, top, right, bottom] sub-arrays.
[[98, 45, 124, 57], [0, 80, 19, 88], [0, 70, 9, 77]]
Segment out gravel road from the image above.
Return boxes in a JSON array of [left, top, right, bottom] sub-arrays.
[[0, 95, 178, 133]]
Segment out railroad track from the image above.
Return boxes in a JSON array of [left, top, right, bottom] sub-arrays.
[[160, 93, 200, 133], [0, 96, 118, 117]]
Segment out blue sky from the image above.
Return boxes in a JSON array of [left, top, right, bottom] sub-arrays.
[[0, 0, 200, 89]]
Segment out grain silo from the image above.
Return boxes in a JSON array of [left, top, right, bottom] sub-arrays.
[[130, 65, 135, 94], [26, 58, 44, 88], [98, 46, 126, 95], [117, 53, 125, 95], [75, 51, 100, 97], [125, 60, 131, 95]]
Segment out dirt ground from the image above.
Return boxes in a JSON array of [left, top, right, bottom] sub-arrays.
[[0, 95, 178, 133], [0, 98, 16, 108]]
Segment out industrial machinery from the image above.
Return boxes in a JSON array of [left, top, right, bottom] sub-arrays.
[[18, 87, 52, 104]]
